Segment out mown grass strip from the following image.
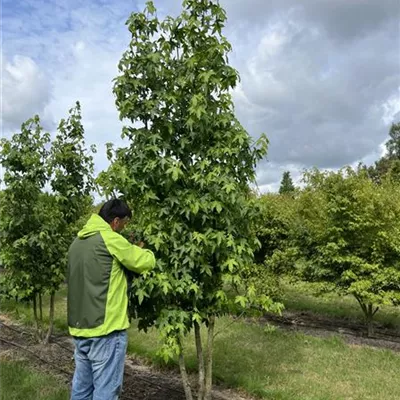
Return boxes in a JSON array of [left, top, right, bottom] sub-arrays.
[[2, 286, 400, 400], [0, 360, 69, 400]]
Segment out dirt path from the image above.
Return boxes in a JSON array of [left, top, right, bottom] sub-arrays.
[[0, 317, 251, 400], [257, 310, 400, 352]]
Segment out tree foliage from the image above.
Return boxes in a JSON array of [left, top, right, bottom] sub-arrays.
[[97, 1, 278, 398], [386, 121, 400, 160], [0, 103, 94, 342], [367, 122, 400, 183], [279, 171, 295, 194], [51, 102, 95, 225], [247, 193, 297, 301], [0, 117, 51, 306], [293, 168, 400, 336], [254, 193, 296, 265]]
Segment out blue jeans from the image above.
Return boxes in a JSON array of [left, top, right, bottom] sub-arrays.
[[71, 330, 128, 400]]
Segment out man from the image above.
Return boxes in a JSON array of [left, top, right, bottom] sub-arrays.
[[67, 199, 155, 400]]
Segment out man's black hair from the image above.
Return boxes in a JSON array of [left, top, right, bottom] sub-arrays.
[[99, 199, 132, 223]]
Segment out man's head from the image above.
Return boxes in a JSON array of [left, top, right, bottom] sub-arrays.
[[99, 199, 132, 233]]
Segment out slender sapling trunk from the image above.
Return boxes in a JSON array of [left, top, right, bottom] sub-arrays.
[[204, 316, 215, 400], [354, 296, 377, 337], [44, 292, 55, 344], [33, 294, 41, 341], [39, 293, 43, 322], [194, 322, 205, 400], [178, 342, 194, 400]]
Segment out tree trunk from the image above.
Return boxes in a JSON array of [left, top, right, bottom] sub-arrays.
[[44, 292, 55, 344], [32, 295, 41, 341], [194, 322, 205, 400], [354, 295, 376, 337], [39, 293, 43, 322], [204, 316, 215, 400], [178, 342, 193, 400], [366, 304, 375, 337]]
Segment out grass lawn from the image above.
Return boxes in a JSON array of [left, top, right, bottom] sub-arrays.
[[281, 280, 400, 330], [0, 288, 69, 333], [1, 287, 400, 400], [127, 317, 400, 400], [0, 360, 69, 400]]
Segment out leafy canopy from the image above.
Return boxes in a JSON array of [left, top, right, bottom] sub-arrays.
[[0, 103, 94, 303], [98, 0, 277, 360], [279, 171, 295, 194], [294, 168, 400, 316]]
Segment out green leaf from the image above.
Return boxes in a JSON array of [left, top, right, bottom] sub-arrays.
[[145, 1, 156, 15], [192, 313, 202, 324], [136, 289, 147, 305], [234, 295, 247, 308]]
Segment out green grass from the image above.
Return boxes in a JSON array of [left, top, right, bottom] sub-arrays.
[[0, 360, 69, 400], [281, 280, 400, 329], [2, 287, 400, 399], [127, 318, 400, 400], [0, 288, 68, 333]]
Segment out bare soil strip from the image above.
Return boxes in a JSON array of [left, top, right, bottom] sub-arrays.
[[0, 317, 251, 400]]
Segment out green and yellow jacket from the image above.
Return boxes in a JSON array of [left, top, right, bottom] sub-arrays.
[[67, 214, 155, 338]]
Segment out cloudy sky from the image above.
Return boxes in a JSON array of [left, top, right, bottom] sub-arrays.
[[2, 0, 400, 191]]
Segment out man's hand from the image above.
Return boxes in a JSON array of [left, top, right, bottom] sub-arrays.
[[127, 231, 145, 248]]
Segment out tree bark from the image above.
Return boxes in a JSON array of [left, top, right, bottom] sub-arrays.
[[44, 292, 55, 344], [178, 345, 194, 400], [39, 293, 43, 322], [354, 295, 375, 337], [354, 295, 367, 315], [194, 322, 205, 400], [366, 304, 374, 337], [204, 316, 215, 400], [32, 295, 41, 341]]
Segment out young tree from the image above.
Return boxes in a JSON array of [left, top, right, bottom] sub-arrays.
[[0, 104, 94, 343], [294, 168, 400, 336], [279, 171, 295, 194], [0, 117, 52, 340], [98, 1, 279, 398], [45, 102, 95, 341]]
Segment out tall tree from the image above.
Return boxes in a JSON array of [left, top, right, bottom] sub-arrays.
[[279, 171, 295, 194], [98, 1, 279, 399]]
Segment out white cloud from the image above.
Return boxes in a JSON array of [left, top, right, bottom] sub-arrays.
[[2, 0, 132, 174], [2, 0, 399, 192], [382, 88, 400, 125], [1, 55, 51, 130], [228, 6, 398, 173]]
